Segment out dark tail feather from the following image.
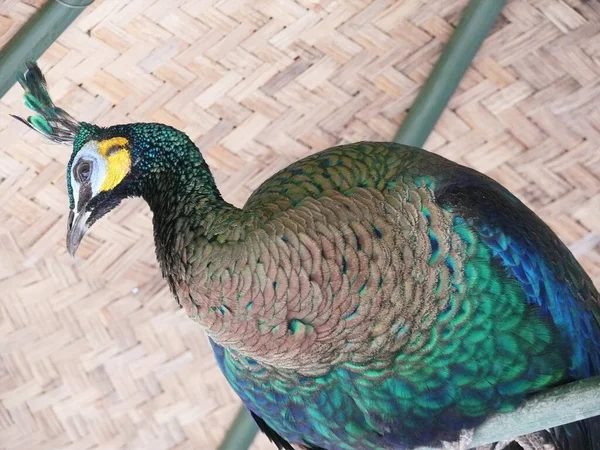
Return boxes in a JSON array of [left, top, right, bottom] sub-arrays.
[[250, 411, 326, 450], [11, 61, 80, 144], [545, 418, 600, 450], [250, 411, 295, 450]]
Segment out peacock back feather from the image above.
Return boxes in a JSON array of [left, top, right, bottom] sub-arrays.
[[209, 143, 600, 449]]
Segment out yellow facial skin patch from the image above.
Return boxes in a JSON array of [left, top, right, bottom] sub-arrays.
[[98, 137, 132, 192]]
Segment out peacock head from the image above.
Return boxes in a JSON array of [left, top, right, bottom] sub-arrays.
[[64, 124, 139, 257], [12, 62, 199, 256]]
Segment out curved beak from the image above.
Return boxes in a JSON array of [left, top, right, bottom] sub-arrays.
[[67, 209, 91, 256]]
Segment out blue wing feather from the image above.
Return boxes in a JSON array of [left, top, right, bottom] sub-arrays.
[[435, 168, 600, 379]]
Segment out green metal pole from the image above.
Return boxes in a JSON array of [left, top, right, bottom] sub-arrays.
[[0, 0, 94, 99], [394, 0, 506, 147], [218, 407, 258, 450]]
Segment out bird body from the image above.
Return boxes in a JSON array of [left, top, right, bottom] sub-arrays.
[[14, 62, 600, 450]]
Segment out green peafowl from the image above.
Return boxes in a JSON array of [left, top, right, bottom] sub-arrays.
[[13, 62, 600, 450]]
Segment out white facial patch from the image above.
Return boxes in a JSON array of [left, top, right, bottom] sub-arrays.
[[71, 140, 107, 212]]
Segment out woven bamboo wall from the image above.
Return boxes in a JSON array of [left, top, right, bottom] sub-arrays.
[[1, 0, 600, 449]]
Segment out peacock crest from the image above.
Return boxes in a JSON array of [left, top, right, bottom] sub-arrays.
[[11, 62, 81, 144]]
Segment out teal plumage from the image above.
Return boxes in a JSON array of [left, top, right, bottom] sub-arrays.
[[210, 144, 600, 449], [14, 62, 600, 450]]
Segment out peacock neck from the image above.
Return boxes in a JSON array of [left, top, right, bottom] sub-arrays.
[[139, 137, 252, 251], [138, 136, 284, 364], [140, 136, 217, 210]]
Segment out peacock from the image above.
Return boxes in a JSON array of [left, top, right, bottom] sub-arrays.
[[13, 62, 600, 450]]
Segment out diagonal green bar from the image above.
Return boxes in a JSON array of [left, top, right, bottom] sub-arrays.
[[0, 0, 94, 100], [394, 0, 506, 147], [217, 407, 258, 450]]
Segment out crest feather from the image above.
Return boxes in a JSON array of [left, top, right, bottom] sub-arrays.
[[11, 62, 81, 144]]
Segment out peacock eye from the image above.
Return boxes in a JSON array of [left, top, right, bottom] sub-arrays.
[[74, 160, 92, 184]]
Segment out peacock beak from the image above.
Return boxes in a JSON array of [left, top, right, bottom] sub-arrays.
[[67, 208, 90, 256]]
